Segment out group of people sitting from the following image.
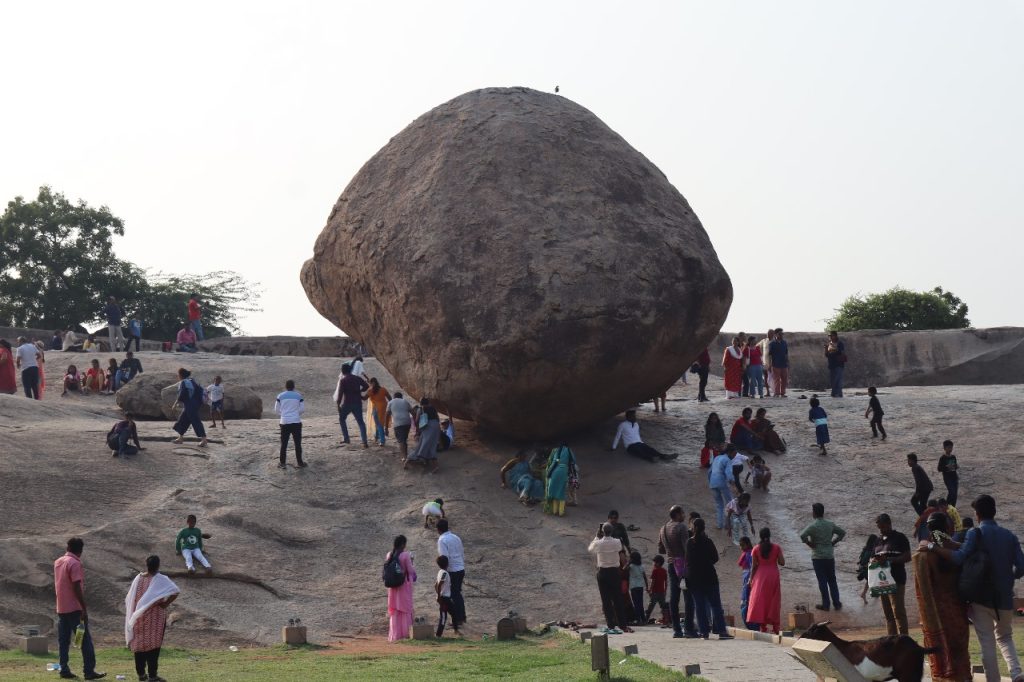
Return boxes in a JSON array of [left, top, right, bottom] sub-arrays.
[[62, 352, 144, 396], [704, 408, 786, 457]]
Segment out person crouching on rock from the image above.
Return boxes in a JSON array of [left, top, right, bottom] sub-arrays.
[[107, 413, 143, 458], [172, 368, 208, 447]]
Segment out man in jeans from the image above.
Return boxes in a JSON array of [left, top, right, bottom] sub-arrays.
[[871, 514, 911, 635], [335, 363, 369, 447], [658, 505, 698, 638], [931, 494, 1024, 682], [103, 296, 125, 352], [767, 328, 789, 397], [799, 503, 846, 611], [54, 538, 106, 679], [825, 330, 846, 397]]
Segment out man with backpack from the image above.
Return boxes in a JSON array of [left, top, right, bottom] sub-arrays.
[[172, 368, 208, 447], [927, 494, 1024, 682]]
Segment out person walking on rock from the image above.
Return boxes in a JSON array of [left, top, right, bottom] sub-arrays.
[[799, 503, 845, 612], [708, 448, 734, 530], [15, 336, 41, 399], [104, 296, 126, 352], [172, 368, 207, 447], [825, 331, 846, 397], [54, 538, 106, 680], [872, 514, 912, 636], [589, 522, 630, 634], [696, 347, 711, 402], [938, 440, 960, 507], [908, 453, 933, 515], [407, 398, 441, 471], [437, 519, 466, 629], [335, 363, 369, 448], [768, 328, 789, 397], [275, 379, 306, 468], [387, 391, 413, 460]]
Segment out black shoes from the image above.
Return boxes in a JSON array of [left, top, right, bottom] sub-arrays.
[[84, 674, 107, 680]]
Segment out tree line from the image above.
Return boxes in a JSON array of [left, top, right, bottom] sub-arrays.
[[0, 187, 261, 339]]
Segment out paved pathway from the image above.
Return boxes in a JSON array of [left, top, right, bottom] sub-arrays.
[[577, 626, 817, 682]]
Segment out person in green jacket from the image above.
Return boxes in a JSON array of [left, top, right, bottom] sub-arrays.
[[175, 514, 213, 574]]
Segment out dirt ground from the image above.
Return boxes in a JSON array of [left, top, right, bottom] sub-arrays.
[[1, 349, 1020, 648]]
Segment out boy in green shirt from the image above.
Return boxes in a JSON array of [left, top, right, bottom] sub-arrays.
[[176, 514, 213, 574]]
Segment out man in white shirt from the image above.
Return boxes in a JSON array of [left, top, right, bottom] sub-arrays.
[[610, 410, 676, 461], [589, 523, 629, 632], [387, 392, 413, 460], [437, 519, 467, 627], [274, 379, 306, 469], [350, 356, 367, 381], [14, 336, 41, 399], [758, 329, 774, 397]]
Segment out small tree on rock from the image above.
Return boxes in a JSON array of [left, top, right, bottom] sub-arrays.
[[826, 286, 970, 331]]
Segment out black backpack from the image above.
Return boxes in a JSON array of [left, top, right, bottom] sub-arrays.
[[382, 553, 405, 588], [957, 527, 995, 607]]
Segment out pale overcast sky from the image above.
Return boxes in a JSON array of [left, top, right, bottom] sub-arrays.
[[2, 2, 1020, 337]]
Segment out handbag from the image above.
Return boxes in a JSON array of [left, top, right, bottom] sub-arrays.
[[867, 559, 898, 597]]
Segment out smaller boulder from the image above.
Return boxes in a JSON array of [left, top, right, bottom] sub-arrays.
[[115, 374, 178, 419], [158, 383, 263, 420]]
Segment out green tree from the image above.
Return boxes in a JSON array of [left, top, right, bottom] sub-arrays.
[[131, 271, 262, 340], [826, 286, 970, 331], [0, 186, 145, 328], [0, 186, 261, 335]]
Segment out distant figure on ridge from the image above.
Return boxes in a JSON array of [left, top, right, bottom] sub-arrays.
[[187, 293, 204, 341], [825, 330, 846, 397], [722, 336, 744, 399]]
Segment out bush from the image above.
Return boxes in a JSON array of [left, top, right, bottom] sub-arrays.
[[826, 286, 969, 331]]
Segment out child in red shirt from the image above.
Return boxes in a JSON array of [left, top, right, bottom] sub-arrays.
[[700, 440, 718, 469], [644, 555, 669, 625]]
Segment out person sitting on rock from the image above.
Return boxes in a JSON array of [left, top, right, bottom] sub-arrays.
[[62, 365, 84, 396], [750, 407, 785, 453], [610, 410, 677, 461], [730, 407, 763, 452], [107, 413, 143, 457], [176, 322, 198, 353]]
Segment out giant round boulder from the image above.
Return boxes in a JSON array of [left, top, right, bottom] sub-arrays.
[[301, 87, 732, 439]]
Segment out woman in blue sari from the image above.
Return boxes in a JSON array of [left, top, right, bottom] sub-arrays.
[[545, 443, 576, 516], [500, 450, 544, 504]]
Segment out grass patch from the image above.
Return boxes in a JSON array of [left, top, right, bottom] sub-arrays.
[[0, 633, 704, 681]]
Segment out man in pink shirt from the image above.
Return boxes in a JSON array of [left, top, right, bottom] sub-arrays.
[[54, 538, 105, 679]]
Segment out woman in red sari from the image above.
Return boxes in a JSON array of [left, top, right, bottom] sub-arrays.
[[722, 337, 744, 398], [746, 527, 784, 634]]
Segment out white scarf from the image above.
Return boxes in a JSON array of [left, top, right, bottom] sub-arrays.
[[124, 572, 180, 645], [726, 345, 743, 360]]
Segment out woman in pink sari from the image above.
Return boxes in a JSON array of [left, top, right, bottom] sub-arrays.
[[722, 337, 744, 398], [386, 535, 416, 641], [746, 527, 784, 634]]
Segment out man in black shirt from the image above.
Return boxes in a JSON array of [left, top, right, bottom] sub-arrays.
[[873, 513, 911, 636], [606, 510, 630, 551], [908, 453, 933, 515], [937, 440, 959, 507]]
